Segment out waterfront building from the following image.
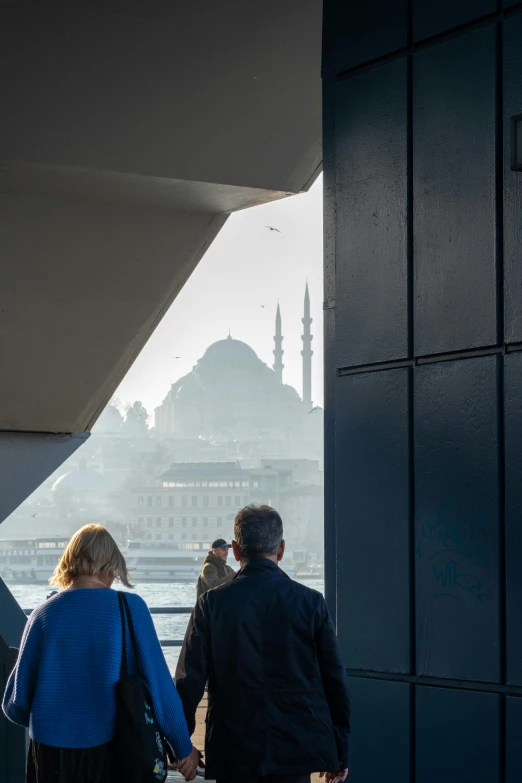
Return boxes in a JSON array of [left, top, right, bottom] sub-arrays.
[[128, 458, 323, 551]]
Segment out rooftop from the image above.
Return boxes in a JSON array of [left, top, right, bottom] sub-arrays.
[[159, 461, 243, 481]]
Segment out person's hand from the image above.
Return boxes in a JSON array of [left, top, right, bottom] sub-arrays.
[[177, 747, 201, 781], [319, 768, 348, 783]]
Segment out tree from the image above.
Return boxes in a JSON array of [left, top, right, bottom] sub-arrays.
[[92, 403, 124, 434], [122, 401, 150, 438]]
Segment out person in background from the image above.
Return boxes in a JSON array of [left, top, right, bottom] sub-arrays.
[[196, 538, 235, 599], [2, 523, 200, 783], [177, 505, 351, 783]]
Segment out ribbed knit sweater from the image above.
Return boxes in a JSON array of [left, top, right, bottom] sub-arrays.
[[2, 588, 193, 755]]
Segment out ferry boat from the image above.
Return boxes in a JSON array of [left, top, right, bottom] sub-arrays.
[[0, 538, 68, 583], [125, 540, 296, 582], [125, 540, 212, 582], [0, 537, 206, 585], [0, 536, 296, 584]]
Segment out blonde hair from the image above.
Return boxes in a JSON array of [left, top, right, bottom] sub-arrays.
[[50, 524, 133, 589]]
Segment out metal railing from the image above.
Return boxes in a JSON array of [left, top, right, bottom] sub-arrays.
[[23, 605, 193, 647], [150, 606, 192, 647]]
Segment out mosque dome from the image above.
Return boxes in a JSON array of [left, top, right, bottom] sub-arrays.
[[201, 336, 259, 367], [154, 291, 315, 445], [52, 459, 107, 494]]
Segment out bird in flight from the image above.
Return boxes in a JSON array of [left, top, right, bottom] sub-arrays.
[[265, 226, 281, 233], [260, 305, 265, 308], [173, 356, 181, 359]]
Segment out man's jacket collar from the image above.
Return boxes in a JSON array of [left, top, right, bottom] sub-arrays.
[[205, 551, 223, 567], [236, 557, 289, 578]]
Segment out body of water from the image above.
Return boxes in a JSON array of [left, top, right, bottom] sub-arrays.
[[10, 578, 325, 673]]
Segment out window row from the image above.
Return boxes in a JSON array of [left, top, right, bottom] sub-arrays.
[[138, 516, 224, 529], [146, 533, 215, 541], [138, 495, 248, 508], [162, 480, 250, 488]]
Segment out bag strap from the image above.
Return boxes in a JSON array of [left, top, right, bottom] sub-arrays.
[[118, 591, 141, 678], [118, 591, 128, 680]]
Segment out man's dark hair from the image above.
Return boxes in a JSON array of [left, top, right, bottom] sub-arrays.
[[234, 505, 283, 560]]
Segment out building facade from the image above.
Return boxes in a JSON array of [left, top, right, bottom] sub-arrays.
[[128, 458, 323, 552], [279, 484, 323, 554], [129, 462, 250, 544]]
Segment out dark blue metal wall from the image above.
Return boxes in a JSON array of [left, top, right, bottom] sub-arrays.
[[323, 2, 522, 781]]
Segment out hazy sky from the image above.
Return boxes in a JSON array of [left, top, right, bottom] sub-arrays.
[[115, 175, 324, 417]]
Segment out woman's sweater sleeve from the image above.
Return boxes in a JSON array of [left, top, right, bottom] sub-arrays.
[[129, 595, 193, 760], [2, 610, 43, 728]]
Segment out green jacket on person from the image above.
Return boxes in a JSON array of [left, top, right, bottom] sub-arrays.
[[196, 552, 235, 599]]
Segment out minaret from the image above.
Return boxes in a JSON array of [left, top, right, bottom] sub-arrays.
[[273, 303, 284, 384], [301, 283, 313, 407]]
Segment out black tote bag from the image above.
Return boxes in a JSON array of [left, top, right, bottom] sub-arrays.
[[115, 591, 169, 782]]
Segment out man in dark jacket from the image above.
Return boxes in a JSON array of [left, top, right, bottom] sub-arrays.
[[196, 538, 235, 599], [176, 505, 350, 783]]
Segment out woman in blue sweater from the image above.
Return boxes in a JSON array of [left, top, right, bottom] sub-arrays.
[[2, 524, 200, 782]]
